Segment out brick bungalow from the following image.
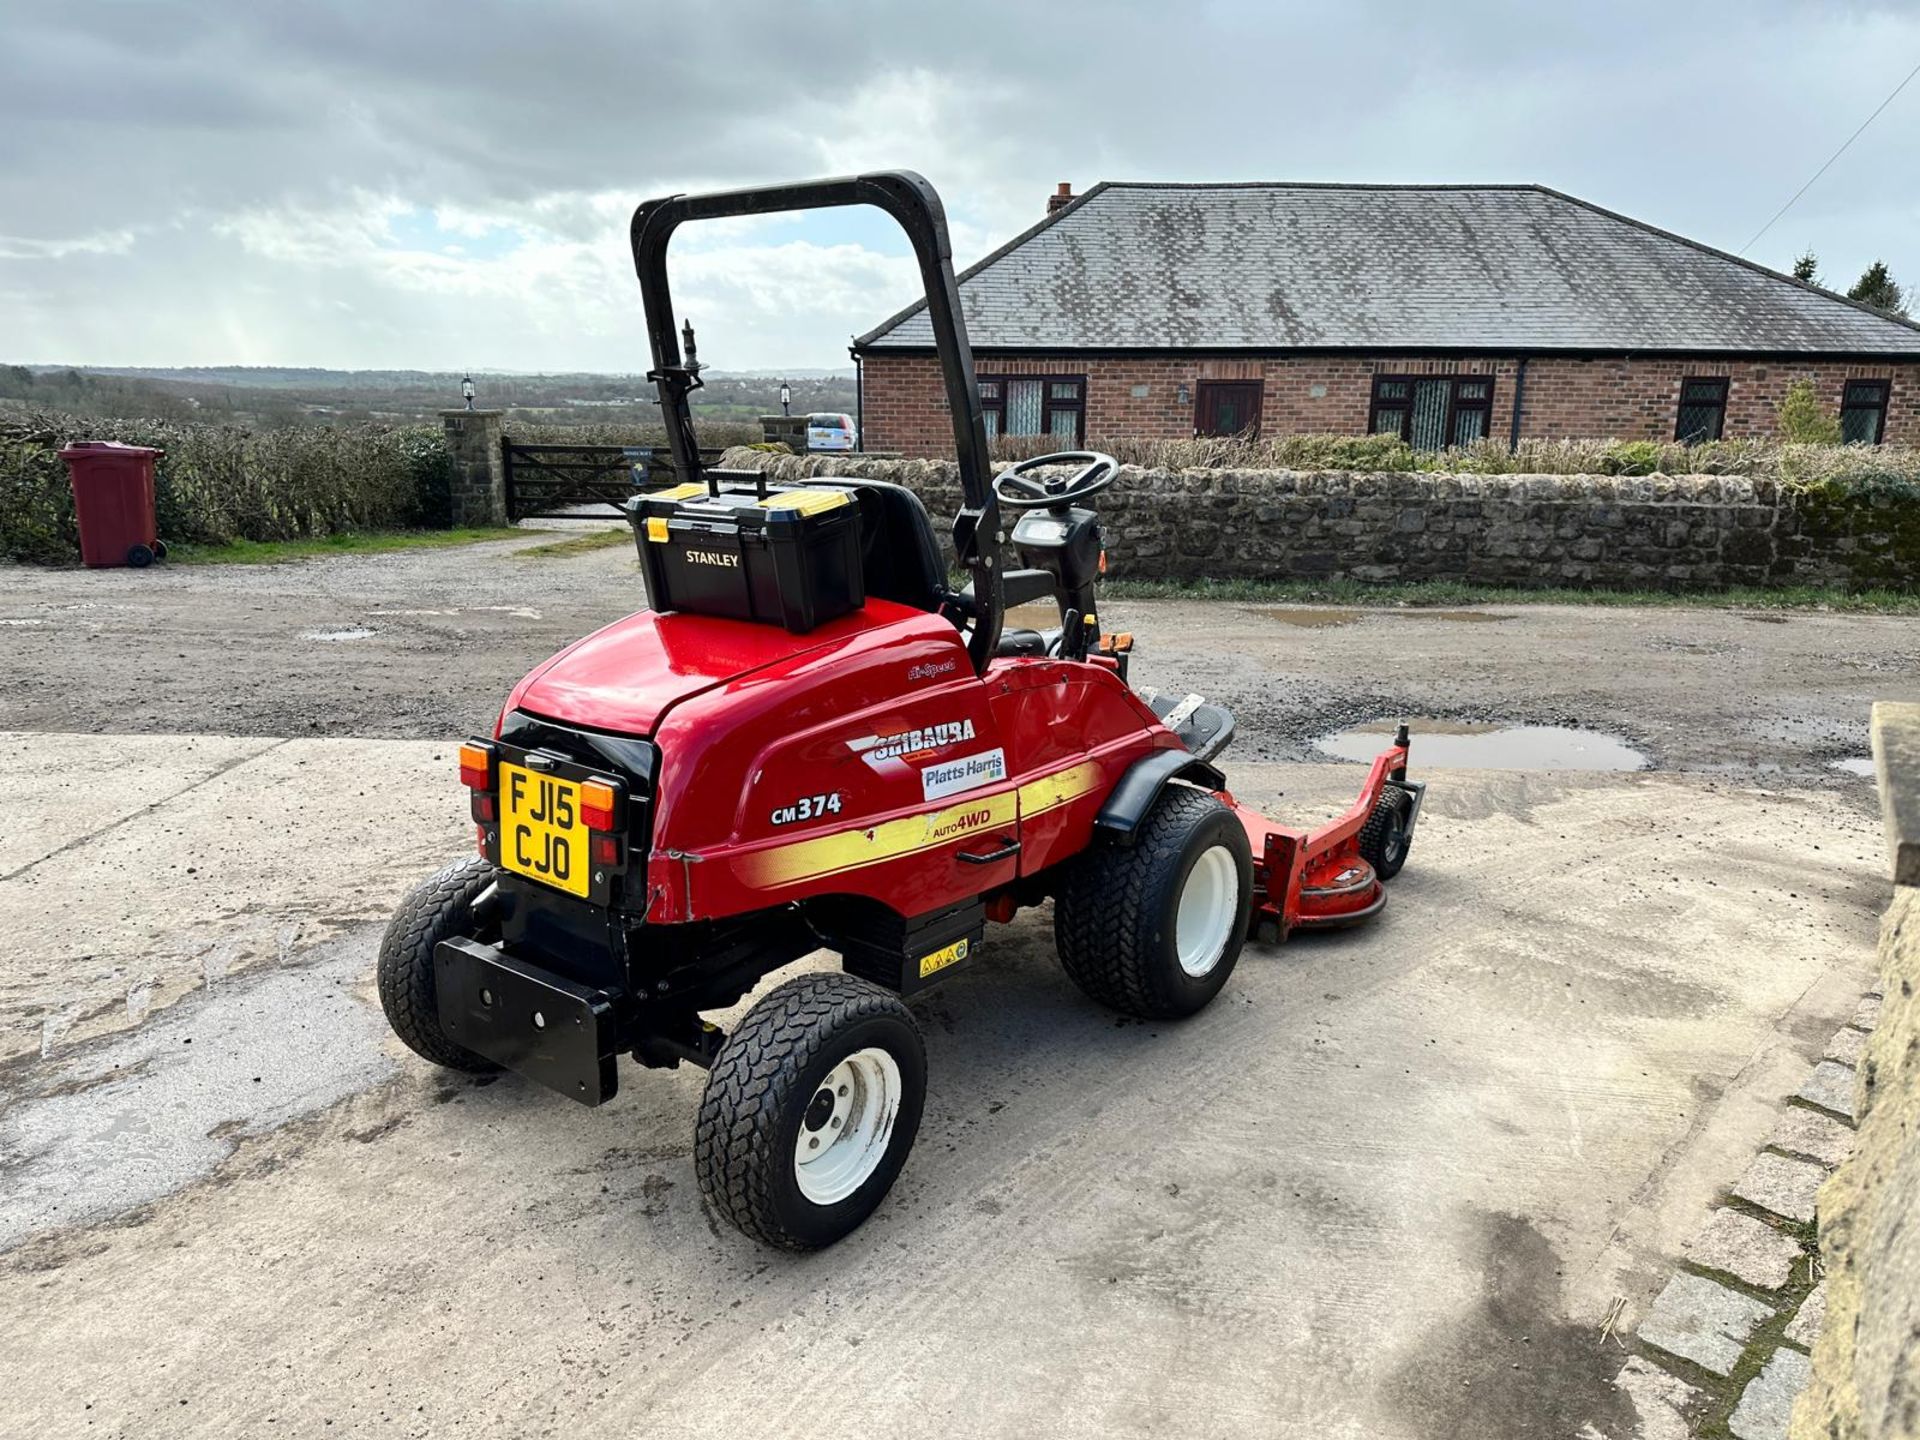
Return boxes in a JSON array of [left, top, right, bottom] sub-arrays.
[[851, 182, 1920, 453]]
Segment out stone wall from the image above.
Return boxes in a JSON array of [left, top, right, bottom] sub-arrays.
[[1791, 701, 1920, 1440], [716, 450, 1919, 592], [857, 352, 1920, 455]]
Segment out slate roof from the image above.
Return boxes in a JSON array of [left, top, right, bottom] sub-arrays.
[[856, 183, 1920, 356]]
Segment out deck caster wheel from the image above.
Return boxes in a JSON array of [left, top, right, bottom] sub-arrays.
[[1054, 786, 1253, 1020], [376, 855, 503, 1074], [1357, 788, 1414, 881], [695, 973, 925, 1250]]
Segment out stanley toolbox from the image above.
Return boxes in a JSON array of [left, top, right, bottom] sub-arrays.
[[626, 481, 864, 633]]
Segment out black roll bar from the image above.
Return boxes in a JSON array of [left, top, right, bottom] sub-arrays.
[[629, 170, 1003, 671]]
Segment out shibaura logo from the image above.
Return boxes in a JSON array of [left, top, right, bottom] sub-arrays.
[[848, 717, 976, 776]]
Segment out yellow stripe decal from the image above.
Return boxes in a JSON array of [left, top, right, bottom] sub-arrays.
[[1016, 760, 1102, 817], [740, 791, 1018, 887], [645, 482, 707, 501], [734, 760, 1104, 890]]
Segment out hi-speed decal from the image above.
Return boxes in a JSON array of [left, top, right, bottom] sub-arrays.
[[847, 717, 976, 777]]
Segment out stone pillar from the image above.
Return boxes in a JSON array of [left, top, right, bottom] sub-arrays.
[[441, 409, 508, 527]]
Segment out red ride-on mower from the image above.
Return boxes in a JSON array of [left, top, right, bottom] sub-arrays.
[[378, 171, 1422, 1250]]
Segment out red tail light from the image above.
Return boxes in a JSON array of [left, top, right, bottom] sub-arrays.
[[459, 741, 494, 791], [581, 778, 619, 833]]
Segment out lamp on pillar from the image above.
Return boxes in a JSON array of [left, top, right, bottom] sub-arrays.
[[779, 381, 791, 417], [461, 374, 476, 411]]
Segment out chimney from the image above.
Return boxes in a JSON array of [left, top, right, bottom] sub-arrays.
[[1047, 182, 1074, 216]]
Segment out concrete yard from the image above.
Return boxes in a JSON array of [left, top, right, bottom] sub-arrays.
[[0, 536, 1907, 1437]]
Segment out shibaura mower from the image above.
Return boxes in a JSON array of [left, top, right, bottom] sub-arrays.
[[378, 171, 1423, 1250]]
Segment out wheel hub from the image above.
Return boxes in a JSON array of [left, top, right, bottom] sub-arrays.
[[792, 1047, 901, 1205]]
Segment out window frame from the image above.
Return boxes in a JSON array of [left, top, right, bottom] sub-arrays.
[[1674, 376, 1730, 444], [978, 373, 1086, 444], [1367, 374, 1496, 450], [1840, 378, 1890, 445]]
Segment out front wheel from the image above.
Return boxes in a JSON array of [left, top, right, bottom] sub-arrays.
[[1055, 785, 1253, 1019], [695, 973, 926, 1250]]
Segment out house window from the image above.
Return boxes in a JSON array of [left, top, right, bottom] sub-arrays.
[[1841, 379, 1890, 445], [1368, 375, 1494, 450], [979, 376, 1085, 443], [1675, 377, 1729, 443]]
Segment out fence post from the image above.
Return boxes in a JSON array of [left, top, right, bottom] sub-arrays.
[[440, 409, 508, 526]]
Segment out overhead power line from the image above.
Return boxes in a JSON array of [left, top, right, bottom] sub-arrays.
[[1740, 56, 1920, 257]]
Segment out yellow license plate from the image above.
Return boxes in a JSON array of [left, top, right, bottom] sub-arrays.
[[499, 762, 589, 897]]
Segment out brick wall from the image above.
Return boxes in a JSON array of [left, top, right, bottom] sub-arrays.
[[719, 449, 1920, 592], [859, 353, 1919, 454]]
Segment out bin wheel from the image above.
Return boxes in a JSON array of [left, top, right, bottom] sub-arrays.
[[126, 544, 155, 569], [695, 973, 925, 1250], [151, 540, 168, 561]]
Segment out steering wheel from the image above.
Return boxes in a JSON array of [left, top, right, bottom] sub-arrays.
[[991, 450, 1120, 510]]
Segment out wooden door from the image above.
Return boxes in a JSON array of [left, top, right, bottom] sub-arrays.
[[1195, 381, 1263, 438]]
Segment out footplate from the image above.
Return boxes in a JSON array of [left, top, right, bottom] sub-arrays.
[[434, 937, 619, 1105]]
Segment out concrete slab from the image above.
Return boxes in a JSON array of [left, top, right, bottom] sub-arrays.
[[0, 732, 469, 1066], [1638, 1272, 1777, 1375], [1732, 1154, 1827, 1222], [1729, 1347, 1813, 1440], [1768, 1106, 1855, 1167], [1796, 1061, 1860, 1121], [1783, 1280, 1828, 1349], [0, 746, 1884, 1439], [1684, 1208, 1804, 1289]]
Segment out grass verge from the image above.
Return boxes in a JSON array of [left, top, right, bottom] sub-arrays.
[[172, 527, 522, 565], [511, 527, 632, 560], [1097, 575, 1920, 613]]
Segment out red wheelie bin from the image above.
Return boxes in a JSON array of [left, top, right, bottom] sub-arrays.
[[59, 442, 167, 568]]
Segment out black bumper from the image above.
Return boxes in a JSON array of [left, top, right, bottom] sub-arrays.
[[434, 937, 621, 1105]]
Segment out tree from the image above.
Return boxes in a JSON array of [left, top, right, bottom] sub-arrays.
[[1792, 250, 1820, 284], [1847, 260, 1910, 318], [1777, 378, 1841, 443]]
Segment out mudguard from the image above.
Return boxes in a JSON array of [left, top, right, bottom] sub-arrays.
[[1094, 749, 1227, 846]]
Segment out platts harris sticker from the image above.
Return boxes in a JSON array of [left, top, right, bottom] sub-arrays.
[[920, 748, 1007, 801]]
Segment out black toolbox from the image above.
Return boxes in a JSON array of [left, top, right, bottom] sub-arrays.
[[625, 481, 864, 633]]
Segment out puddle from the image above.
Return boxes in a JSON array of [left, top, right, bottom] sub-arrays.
[[1830, 757, 1876, 779], [1250, 607, 1513, 628], [1315, 718, 1648, 771], [299, 627, 376, 642]]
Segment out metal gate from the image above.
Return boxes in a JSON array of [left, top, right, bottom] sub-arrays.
[[501, 441, 722, 521]]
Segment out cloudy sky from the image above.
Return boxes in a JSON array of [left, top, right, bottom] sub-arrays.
[[3, 1, 1916, 373]]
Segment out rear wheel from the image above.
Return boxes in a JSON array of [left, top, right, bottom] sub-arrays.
[[1357, 788, 1414, 881], [377, 856, 503, 1073], [1055, 786, 1253, 1019], [695, 973, 925, 1250]]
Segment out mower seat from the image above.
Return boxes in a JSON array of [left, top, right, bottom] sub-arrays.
[[995, 626, 1061, 657], [799, 478, 946, 614]]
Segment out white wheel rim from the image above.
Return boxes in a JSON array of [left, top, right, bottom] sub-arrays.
[[793, 1046, 902, 1206], [1175, 845, 1238, 978]]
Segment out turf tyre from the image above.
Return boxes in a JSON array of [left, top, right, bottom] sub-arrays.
[[1054, 785, 1252, 1020], [695, 973, 925, 1250], [377, 855, 503, 1073]]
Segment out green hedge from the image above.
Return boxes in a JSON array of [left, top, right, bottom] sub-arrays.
[[1, 405, 452, 563]]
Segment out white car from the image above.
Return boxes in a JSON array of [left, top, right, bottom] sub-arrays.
[[806, 412, 858, 452]]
